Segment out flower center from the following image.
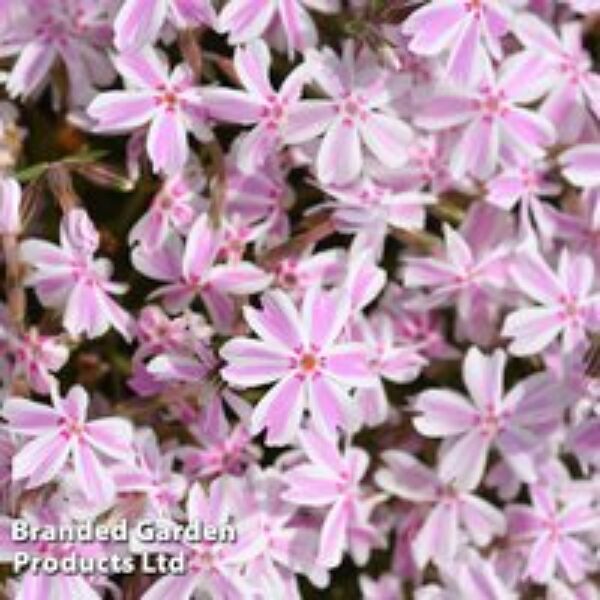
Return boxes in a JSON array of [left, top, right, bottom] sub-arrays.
[[337, 94, 368, 126], [477, 86, 507, 121], [299, 352, 318, 373]]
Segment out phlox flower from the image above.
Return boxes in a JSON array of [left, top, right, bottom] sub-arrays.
[[3, 385, 133, 503], [507, 485, 600, 583], [220, 287, 375, 445], [350, 313, 427, 429], [114, 0, 216, 52], [20, 209, 132, 340], [515, 14, 600, 142], [5, 328, 68, 395], [204, 40, 307, 173], [129, 161, 207, 250], [286, 44, 412, 186], [234, 466, 326, 596], [0, 0, 114, 104], [375, 450, 506, 569], [413, 346, 565, 490], [417, 54, 555, 180], [486, 160, 560, 243], [88, 48, 210, 175], [139, 478, 265, 599], [282, 428, 381, 569], [325, 176, 435, 259], [402, 0, 513, 85], [131, 213, 271, 329], [403, 204, 515, 346], [112, 428, 186, 517], [219, 0, 340, 57], [502, 249, 600, 355]]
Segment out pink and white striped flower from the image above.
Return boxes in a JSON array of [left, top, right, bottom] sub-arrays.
[[515, 15, 600, 142], [286, 44, 412, 186], [282, 428, 380, 569], [204, 40, 307, 172], [1, 0, 114, 104], [219, 0, 340, 56], [131, 213, 271, 330], [220, 287, 375, 445], [413, 346, 565, 490], [114, 0, 216, 52], [417, 55, 555, 180], [507, 485, 600, 583], [502, 249, 600, 355], [20, 209, 132, 340], [88, 48, 210, 175], [402, 0, 513, 85], [3, 385, 133, 503], [375, 450, 506, 569]]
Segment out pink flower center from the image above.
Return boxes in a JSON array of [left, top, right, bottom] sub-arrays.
[[262, 95, 288, 130], [477, 86, 508, 121], [337, 94, 368, 126], [299, 352, 318, 373], [59, 417, 85, 439], [464, 0, 483, 15], [477, 404, 503, 436], [156, 86, 180, 112]]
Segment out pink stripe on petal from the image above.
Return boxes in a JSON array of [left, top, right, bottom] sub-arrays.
[[502, 307, 563, 356], [243, 290, 304, 351], [317, 500, 348, 568], [147, 108, 189, 175], [510, 251, 564, 304], [413, 390, 476, 437], [203, 89, 264, 123], [220, 0, 277, 44], [234, 40, 273, 99], [307, 374, 352, 438], [251, 375, 304, 445], [302, 287, 350, 350], [208, 263, 272, 294], [317, 118, 362, 186], [182, 214, 219, 281], [446, 17, 481, 85], [283, 464, 341, 505], [114, 0, 168, 52], [555, 536, 586, 583], [323, 343, 373, 387], [13, 431, 69, 484], [85, 418, 133, 462], [7, 41, 56, 98], [56, 385, 88, 423], [526, 534, 556, 583], [88, 91, 156, 132], [285, 100, 336, 144], [3, 398, 59, 434], [462, 347, 506, 410], [73, 440, 115, 503], [359, 113, 411, 169], [439, 429, 490, 490], [560, 144, 600, 188], [403, 3, 465, 55]]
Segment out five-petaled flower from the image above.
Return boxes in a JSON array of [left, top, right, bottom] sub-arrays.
[[220, 287, 375, 444], [88, 48, 211, 175], [3, 385, 133, 503]]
